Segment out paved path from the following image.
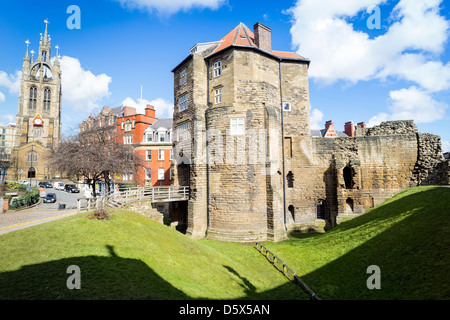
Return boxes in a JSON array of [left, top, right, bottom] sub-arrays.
[[0, 208, 78, 236]]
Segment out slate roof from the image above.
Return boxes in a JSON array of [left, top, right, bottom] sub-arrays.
[[311, 129, 348, 138], [147, 118, 173, 131]]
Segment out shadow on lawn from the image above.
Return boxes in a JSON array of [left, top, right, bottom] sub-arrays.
[[0, 245, 305, 300], [0, 245, 190, 300]]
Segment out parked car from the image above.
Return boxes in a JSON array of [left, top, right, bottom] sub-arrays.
[[54, 182, 65, 190], [43, 193, 57, 203], [64, 184, 80, 193], [39, 182, 53, 188], [18, 180, 29, 185]]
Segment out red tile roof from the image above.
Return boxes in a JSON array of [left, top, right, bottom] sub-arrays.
[[208, 22, 307, 62]]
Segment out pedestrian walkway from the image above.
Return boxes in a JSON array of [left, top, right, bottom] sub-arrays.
[[0, 208, 78, 236]]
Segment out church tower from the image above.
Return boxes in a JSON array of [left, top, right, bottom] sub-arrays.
[[10, 20, 62, 181], [15, 20, 62, 150]]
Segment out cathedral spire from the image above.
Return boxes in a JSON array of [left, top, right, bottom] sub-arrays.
[[43, 19, 49, 43], [24, 40, 30, 61]]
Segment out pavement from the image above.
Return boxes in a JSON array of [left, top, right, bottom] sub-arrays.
[[0, 188, 82, 236]]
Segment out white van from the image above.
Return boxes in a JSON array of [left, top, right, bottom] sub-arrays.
[[54, 182, 65, 191]]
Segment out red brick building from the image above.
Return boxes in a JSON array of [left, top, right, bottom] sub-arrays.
[[115, 105, 173, 187]]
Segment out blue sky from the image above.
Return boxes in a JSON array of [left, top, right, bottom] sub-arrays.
[[0, 0, 449, 151]]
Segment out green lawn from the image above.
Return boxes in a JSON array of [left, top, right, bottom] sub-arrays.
[[0, 186, 448, 300], [264, 186, 450, 300], [0, 209, 304, 300]]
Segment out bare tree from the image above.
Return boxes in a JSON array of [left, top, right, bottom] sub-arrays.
[[49, 123, 141, 197]]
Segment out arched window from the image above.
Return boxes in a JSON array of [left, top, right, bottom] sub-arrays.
[[43, 88, 51, 111], [29, 87, 37, 110]]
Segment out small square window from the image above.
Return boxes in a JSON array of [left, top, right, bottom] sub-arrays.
[[146, 150, 152, 161], [283, 102, 291, 112], [230, 118, 245, 136]]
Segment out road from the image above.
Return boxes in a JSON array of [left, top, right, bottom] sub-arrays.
[[36, 187, 82, 210], [0, 188, 82, 236]]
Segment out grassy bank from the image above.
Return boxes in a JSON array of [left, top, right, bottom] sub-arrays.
[[264, 186, 450, 300]]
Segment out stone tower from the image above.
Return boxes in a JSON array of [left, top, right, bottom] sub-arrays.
[[171, 22, 311, 242], [15, 20, 62, 150], [9, 20, 62, 181]]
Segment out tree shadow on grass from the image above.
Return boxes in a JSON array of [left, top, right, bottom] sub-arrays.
[[0, 245, 189, 300]]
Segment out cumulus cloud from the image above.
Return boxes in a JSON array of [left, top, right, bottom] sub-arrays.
[[0, 92, 5, 103], [59, 56, 112, 113], [122, 97, 174, 118], [310, 108, 324, 130], [0, 70, 21, 96], [289, 0, 450, 124], [289, 0, 449, 85], [368, 86, 447, 126], [114, 0, 226, 15], [0, 114, 14, 125]]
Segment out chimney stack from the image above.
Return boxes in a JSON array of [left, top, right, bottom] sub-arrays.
[[254, 22, 272, 53], [325, 120, 333, 130], [357, 122, 367, 129], [345, 121, 354, 137]]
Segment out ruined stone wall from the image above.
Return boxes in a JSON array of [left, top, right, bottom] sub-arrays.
[[414, 133, 448, 185]]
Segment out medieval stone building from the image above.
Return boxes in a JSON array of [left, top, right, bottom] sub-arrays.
[[171, 22, 449, 242]]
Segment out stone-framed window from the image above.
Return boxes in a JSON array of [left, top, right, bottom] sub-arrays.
[[123, 135, 133, 145], [214, 87, 222, 105], [287, 171, 294, 188], [124, 119, 132, 132], [230, 117, 245, 136], [146, 150, 152, 161], [213, 60, 222, 78], [343, 166, 355, 189], [177, 122, 190, 142], [43, 88, 51, 111], [180, 68, 187, 86], [29, 86, 37, 110], [180, 94, 188, 112]]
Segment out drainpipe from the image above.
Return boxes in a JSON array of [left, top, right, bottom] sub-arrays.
[[205, 59, 211, 238], [279, 60, 288, 231]]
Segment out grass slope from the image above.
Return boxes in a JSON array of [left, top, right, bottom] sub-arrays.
[[264, 186, 450, 300], [0, 209, 304, 300]]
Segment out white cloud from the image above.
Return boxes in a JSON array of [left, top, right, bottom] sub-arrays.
[[0, 92, 5, 103], [289, 0, 450, 86], [368, 86, 447, 126], [289, 0, 450, 124], [0, 114, 15, 126], [122, 97, 174, 118], [114, 0, 225, 15], [442, 141, 450, 153], [310, 108, 324, 130], [0, 70, 21, 95], [59, 56, 112, 113]]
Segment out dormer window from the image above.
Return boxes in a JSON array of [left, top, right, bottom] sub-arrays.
[[146, 131, 153, 142], [159, 132, 166, 142]]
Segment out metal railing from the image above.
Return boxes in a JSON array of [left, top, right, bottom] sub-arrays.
[[77, 186, 189, 213], [255, 242, 320, 300]]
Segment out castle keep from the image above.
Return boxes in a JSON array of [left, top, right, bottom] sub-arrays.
[[171, 22, 449, 242]]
